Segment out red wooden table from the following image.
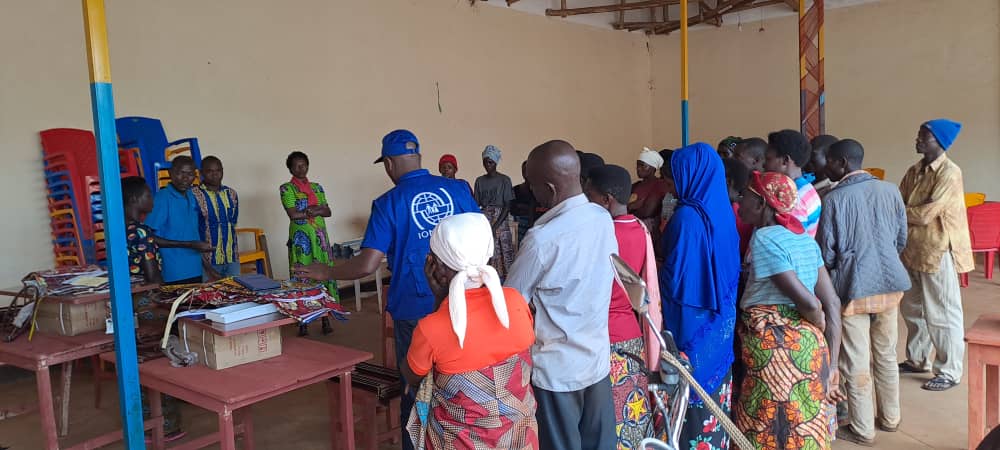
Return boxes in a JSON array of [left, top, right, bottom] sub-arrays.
[[0, 330, 122, 449], [102, 337, 372, 450], [968, 313, 1000, 449], [0, 284, 157, 449]]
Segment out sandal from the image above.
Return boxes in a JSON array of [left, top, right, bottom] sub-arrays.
[[922, 376, 958, 391], [878, 420, 899, 433], [164, 430, 188, 442], [898, 361, 929, 374], [836, 426, 875, 447]]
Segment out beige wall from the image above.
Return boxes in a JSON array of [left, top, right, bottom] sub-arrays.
[[651, 0, 1000, 193], [2, 0, 997, 287], [0, 0, 652, 285]]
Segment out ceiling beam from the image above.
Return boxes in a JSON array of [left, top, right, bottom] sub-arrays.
[[546, 0, 697, 17], [615, 0, 794, 33]]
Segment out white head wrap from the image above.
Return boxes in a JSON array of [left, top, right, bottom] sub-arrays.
[[638, 147, 664, 169], [428, 213, 509, 348]]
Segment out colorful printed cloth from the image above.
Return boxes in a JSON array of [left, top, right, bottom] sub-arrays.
[[481, 206, 515, 279], [260, 285, 347, 324], [735, 304, 832, 450], [192, 185, 239, 265], [610, 337, 651, 449], [679, 370, 733, 450], [407, 350, 539, 450], [127, 221, 161, 278], [279, 181, 339, 298]]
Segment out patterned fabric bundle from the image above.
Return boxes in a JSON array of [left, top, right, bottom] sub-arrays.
[[260, 284, 347, 323], [407, 350, 538, 450], [23, 265, 145, 297], [153, 278, 258, 307]]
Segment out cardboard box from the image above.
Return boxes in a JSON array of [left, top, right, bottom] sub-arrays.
[[180, 323, 282, 370], [34, 301, 106, 336]]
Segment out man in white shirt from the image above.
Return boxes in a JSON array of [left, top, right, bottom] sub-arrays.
[[506, 140, 618, 450]]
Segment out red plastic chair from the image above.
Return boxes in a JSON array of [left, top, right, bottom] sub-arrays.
[[961, 203, 1000, 287]]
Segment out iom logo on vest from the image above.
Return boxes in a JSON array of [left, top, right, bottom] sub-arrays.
[[411, 188, 455, 238]]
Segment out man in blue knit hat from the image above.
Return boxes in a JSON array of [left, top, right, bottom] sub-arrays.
[[897, 119, 972, 392]]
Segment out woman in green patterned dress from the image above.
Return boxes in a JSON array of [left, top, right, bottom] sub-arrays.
[[280, 151, 337, 335]]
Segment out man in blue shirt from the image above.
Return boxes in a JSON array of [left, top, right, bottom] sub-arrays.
[[145, 156, 215, 284], [295, 129, 479, 450]]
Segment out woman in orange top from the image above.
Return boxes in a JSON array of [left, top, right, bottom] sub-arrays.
[[402, 213, 538, 450]]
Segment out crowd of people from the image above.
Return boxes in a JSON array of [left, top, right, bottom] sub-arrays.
[[122, 119, 972, 449]]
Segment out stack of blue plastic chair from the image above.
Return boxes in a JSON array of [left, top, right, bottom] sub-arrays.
[[115, 116, 202, 191]]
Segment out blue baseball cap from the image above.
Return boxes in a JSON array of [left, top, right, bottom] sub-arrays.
[[375, 129, 420, 164]]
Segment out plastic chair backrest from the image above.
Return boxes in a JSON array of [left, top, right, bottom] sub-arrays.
[[116, 117, 168, 184], [864, 168, 885, 180], [967, 203, 1000, 251], [40, 129, 99, 216], [966, 192, 987, 208]]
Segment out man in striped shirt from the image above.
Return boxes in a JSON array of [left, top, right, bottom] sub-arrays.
[[193, 156, 240, 279], [765, 129, 822, 237]]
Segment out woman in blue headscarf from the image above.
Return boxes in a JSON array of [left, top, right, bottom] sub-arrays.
[[659, 142, 741, 450]]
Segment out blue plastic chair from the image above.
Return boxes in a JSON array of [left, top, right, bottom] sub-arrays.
[[115, 116, 201, 190]]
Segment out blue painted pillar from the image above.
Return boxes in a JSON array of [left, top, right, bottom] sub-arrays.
[[680, 0, 690, 147], [81, 1, 145, 448]]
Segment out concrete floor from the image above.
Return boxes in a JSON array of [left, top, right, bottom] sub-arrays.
[[0, 270, 994, 449]]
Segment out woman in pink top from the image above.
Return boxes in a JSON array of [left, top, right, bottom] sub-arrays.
[[584, 164, 662, 447]]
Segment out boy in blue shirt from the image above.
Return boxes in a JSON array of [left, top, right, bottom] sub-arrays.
[[145, 156, 216, 284], [295, 129, 479, 450]]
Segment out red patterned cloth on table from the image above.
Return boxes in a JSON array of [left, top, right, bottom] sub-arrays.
[[259, 284, 347, 324], [406, 350, 539, 450]]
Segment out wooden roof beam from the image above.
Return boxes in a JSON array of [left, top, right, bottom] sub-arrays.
[[546, 0, 697, 17]]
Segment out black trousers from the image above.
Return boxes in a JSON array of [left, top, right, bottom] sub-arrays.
[[534, 377, 616, 450], [394, 319, 419, 450]]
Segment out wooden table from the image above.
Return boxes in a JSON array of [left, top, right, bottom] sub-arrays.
[[102, 338, 372, 450], [968, 313, 1000, 449], [0, 283, 158, 450]]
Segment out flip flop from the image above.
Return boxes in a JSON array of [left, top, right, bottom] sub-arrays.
[[878, 420, 899, 433], [922, 376, 958, 391], [898, 362, 929, 374], [164, 430, 188, 442], [836, 426, 875, 447]]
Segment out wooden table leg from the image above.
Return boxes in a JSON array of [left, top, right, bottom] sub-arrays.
[[219, 408, 237, 450], [328, 379, 341, 448], [970, 347, 985, 450], [59, 360, 73, 436], [239, 407, 255, 450], [36, 366, 59, 450], [329, 373, 356, 450], [988, 364, 999, 428], [148, 389, 165, 450]]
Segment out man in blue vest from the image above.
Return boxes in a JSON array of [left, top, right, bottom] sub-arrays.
[[295, 129, 479, 449]]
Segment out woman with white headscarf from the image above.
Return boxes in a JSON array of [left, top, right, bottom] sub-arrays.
[[629, 147, 671, 251], [403, 213, 538, 450], [474, 145, 516, 278]]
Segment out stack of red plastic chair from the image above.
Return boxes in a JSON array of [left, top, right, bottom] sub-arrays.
[[961, 202, 1000, 287], [40, 129, 142, 267], [41, 129, 98, 266]]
